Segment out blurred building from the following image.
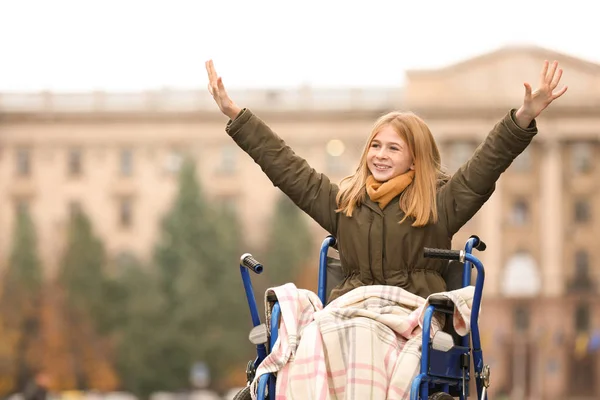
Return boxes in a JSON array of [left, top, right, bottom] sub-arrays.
[[1, 46, 599, 399]]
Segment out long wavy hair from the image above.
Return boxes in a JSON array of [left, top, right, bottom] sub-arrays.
[[335, 111, 449, 227]]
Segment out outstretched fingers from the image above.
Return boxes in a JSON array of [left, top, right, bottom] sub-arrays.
[[550, 67, 563, 89], [539, 60, 549, 85], [545, 60, 559, 84], [206, 60, 218, 83], [206, 60, 221, 92], [552, 85, 568, 100], [205, 60, 212, 82], [538, 60, 567, 101], [205, 60, 221, 97], [545, 60, 567, 100]]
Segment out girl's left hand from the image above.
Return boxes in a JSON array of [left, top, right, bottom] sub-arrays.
[[515, 60, 568, 129]]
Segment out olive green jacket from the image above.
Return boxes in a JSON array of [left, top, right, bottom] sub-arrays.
[[226, 109, 536, 301]]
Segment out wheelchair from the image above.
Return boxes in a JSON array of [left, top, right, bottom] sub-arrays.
[[234, 235, 491, 400]]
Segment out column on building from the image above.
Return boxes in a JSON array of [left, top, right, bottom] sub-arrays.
[[538, 138, 565, 398], [540, 138, 563, 296], [478, 183, 502, 297]]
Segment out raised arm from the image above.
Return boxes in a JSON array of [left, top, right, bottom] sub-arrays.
[[440, 60, 568, 235], [205, 60, 339, 235]]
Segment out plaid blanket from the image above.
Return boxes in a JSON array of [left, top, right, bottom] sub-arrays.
[[250, 283, 475, 400]]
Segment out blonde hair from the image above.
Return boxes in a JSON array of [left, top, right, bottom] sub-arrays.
[[336, 111, 448, 227]]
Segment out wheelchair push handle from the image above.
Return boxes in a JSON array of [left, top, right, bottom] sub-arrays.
[[468, 234, 487, 251], [240, 253, 264, 274], [423, 248, 463, 261]]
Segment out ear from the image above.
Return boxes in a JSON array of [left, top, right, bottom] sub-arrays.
[[409, 163, 415, 170]]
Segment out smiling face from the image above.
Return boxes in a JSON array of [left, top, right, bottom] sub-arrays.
[[366, 125, 414, 182]]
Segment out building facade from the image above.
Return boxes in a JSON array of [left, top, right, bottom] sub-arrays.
[[1, 46, 599, 399]]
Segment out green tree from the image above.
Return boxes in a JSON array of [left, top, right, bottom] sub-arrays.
[[57, 210, 118, 390], [114, 262, 169, 397], [0, 209, 43, 392], [263, 194, 314, 287], [122, 158, 251, 396], [59, 211, 110, 330], [202, 203, 252, 384]]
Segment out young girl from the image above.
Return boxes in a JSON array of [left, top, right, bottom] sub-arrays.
[[207, 61, 567, 400], [205, 59, 567, 303]]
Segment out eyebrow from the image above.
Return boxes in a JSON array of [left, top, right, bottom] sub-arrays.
[[372, 139, 403, 148]]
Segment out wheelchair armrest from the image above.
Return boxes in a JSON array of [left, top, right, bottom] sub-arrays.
[[428, 294, 454, 314]]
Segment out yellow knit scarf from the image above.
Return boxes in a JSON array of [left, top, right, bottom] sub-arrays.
[[366, 170, 415, 209]]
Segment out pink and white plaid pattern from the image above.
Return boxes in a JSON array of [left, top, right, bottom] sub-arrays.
[[250, 283, 475, 400]]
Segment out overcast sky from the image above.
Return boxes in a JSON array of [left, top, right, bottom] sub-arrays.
[[0, 0, 597, 92]]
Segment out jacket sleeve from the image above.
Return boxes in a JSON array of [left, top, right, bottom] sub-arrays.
[[226, 108, 339, 235], [439, 109, 537, 235]]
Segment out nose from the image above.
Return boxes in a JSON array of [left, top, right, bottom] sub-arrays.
[[376, 147, 387, 159]]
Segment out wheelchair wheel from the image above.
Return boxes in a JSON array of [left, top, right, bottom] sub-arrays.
[[232, 386, 252, 400], [428, 392, 453, 400]]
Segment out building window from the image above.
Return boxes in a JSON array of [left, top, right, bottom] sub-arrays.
[[118, 198, 133, 228], [501, 251, 541, 297], [165, 150, 184, 174], [326, 154, 346, 175], [266, 90, 280, 103], [216, 145, 237, 175], [120, 149, 133, 177], [575, 250, 589, 276], [326, 139, 346, 175], [510, 200, 529, 225], [513, 305, 530, 332], [69, 149, 82, 176], [570, 142, 593, 174], [446, 142, 474, 173], [575, 303, 590, 332], [68, 201, 82, 219], [16, 148, 31, 177], [568, 250, 594, 293], [68, 149, 83, 177], [512, 147, 532, 172], [14, 198, 29, 215], [574, 200, 591, 223]]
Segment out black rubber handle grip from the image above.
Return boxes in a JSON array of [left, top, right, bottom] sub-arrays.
[[423, 248, 462, 261], [469, 235, 487, 251], [240, 253, 263, 274]]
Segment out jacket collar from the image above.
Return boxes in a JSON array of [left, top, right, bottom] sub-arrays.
[[363, 195, 384, 216]]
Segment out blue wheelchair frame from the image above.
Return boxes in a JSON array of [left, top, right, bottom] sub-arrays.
[[239, 235, 489, 400]]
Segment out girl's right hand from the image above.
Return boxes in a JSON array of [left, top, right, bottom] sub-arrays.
[[205, 60, 242, 120]]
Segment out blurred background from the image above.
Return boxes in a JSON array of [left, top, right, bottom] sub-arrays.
[[0, 1, 599, 399]]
